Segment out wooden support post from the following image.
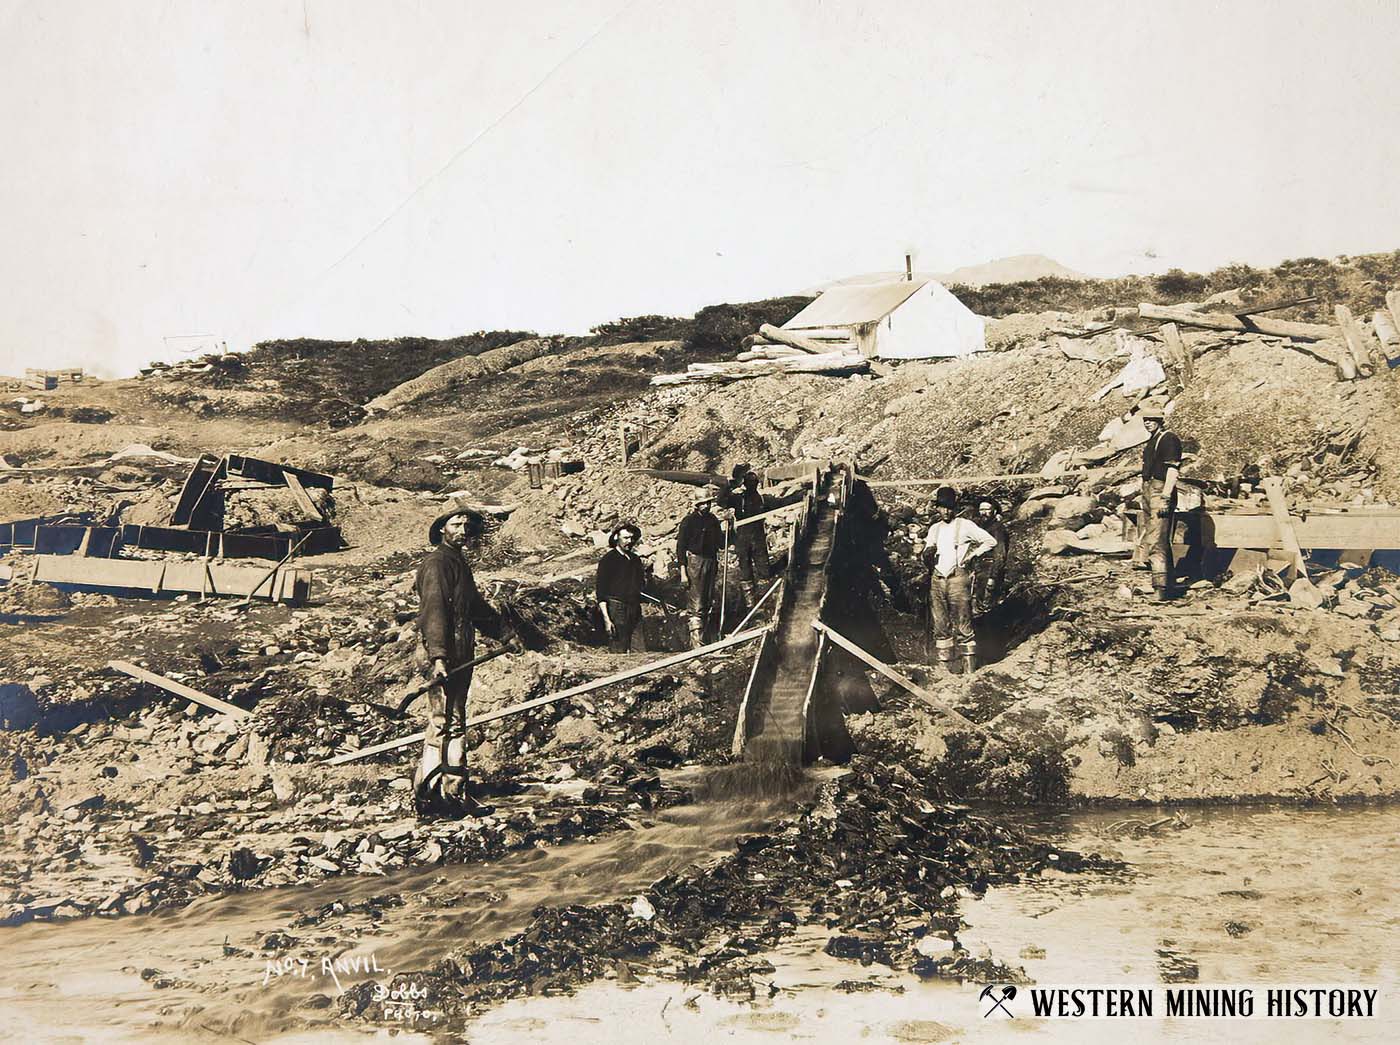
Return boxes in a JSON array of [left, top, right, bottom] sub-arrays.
[[109, 660, 250, 720], [811, 621, 991, 738], [325, 626, 768, 765], [283, 471, 325, 521], [1334, 305, 1377, 378], [232, 531, 312, 609], [733, 577, 782, 633], [1372, 308, 1400, 364], [1261, 476, 1308, 580], [1160, 322, 1194, 387]]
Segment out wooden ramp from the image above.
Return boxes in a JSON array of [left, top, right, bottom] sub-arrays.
[[733, 465, 853, 764]]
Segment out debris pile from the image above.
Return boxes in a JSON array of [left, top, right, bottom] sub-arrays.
[[337, 759, 1110, 1022]]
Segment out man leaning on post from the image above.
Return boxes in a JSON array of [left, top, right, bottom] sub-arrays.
[[922, 486, 998, 674]]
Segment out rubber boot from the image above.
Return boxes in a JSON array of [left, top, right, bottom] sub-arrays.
[[936, 641, 958, 675], [687, 617, 704, 649], [1152, 571, 1173, 602], [740, 581, 758, 609], [960, 649, 978, 675]]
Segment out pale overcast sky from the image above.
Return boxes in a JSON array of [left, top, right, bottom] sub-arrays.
[[2, 0, 1398, 377]]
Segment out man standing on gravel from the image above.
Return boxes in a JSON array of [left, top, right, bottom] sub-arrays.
[[970, 498, 1010, 614], [730, 469, 774, 611], [676, 486, 724, 648], [596, 521, 650, 652], [414, 505, 501, 817], [922, 486, 998, 674], [1136, 404, 1183, 601]]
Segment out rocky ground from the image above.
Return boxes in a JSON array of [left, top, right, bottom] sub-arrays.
[[3, 295, 1400, 1026]]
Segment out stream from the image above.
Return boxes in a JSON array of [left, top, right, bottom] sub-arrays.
[[2, 798, 1395, 1043]]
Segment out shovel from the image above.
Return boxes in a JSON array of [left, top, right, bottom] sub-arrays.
[[384, 644, 515, 719]]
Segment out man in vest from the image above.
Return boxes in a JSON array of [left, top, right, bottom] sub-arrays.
[[922, 486, 998, 674], [1136, 403, 1183, 601], [676, 486, 724, 648]]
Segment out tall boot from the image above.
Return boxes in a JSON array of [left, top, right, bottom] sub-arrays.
[[1152, 571, 1173, 602], [936, 640, 957, 675], [687, 616, 704, 649], [959, 642, 978, 675], [740, 580, 758, 609]]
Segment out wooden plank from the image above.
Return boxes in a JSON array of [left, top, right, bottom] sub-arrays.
[[1160, 322, 1194, 386], [1205, 510, 1400, 550], [325, 627, 769, 765], [282, 472, 325, 521], [862, 465, 1126, 488], [1261, 477, 1308, 578], [1235, 295, 1318, 316], [32, 555, 311, 603], [733, 577, 783, 632], [798, 631, 828, 759], [1138, 302, 1335, 341], [733, 502, 803, 530], [1334, 305, 1377, 378], [812, 621, 990, 737], [109, 660, 250, 720], [1372, 309, 1400, 364], [731, 628, 774, 756]]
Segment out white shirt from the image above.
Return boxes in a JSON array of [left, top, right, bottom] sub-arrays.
[[923, 517, 998, 576]]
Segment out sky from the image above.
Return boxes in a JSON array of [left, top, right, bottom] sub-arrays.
[[2, 0, 1398, 377]]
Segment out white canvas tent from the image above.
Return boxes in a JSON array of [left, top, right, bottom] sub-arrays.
[[782, 279, 983, 359]]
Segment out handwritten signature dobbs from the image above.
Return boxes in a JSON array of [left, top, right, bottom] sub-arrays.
[[262, 953, 435, 1021]]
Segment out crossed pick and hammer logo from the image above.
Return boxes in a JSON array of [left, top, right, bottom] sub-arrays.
[[980, 984, 1017, 1017]]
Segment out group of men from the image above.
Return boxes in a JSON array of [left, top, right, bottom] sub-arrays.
[[605, 464, 776, 652], [408, 411, 1182, 816]]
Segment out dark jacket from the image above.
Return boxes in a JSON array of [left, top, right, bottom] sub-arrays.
[[416, 543, 497, 665], [595, 548, 649, 608], [676, 509, 723, 560]]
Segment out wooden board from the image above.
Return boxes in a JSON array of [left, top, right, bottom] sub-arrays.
[[1334, 305, 1377, 378], [1137, 302, 1335, 341], [109, 660, 250, 720], [326, 627, 768, 765], [1203, 509, 1400, 551], [1261, 476, 1307, 578], [812, 621, 987, 735], [282, 472, 326, 521], [32, 555, 312, 603]]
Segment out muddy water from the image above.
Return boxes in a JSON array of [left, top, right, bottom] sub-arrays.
[[3, 800, 1396, 1043], [0, 788, 811, 1044], [471, 806, 1400, 1044]]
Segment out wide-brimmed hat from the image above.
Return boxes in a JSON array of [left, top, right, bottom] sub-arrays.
[[934, 486, 958, 510], [695, 484, 724, 505], [428, 505, 486, 546], [1140, 403, 1166, 421], [609, 521, 642, 547], [730, 462, 751, 481]]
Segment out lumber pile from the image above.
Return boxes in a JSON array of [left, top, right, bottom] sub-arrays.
[[652, 321, 866, 385], [1139, 299, 1400, 383]]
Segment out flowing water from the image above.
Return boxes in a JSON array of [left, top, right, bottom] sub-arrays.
[[2, 797, 1395, 1043]]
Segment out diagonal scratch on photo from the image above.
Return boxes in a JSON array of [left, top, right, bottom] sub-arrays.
[[2, 1, 1398, 1042]]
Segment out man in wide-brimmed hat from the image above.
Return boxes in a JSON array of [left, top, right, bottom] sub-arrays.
[[730, 468, 775, 610], [970, 497, 1009, 614], [595, 521, 651, 652], [413, 504, 501, 817], [675, 485, 724, 647], [922, 486, 998, 674], [1135, 403, 1183, 601]]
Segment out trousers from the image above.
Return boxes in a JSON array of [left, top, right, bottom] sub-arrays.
[[604, 598, 643, 653], [416, 668, 472, 796], [930, 567, 976, 660], [1136, 479, 1176, 584], [733, 528, 771, 582], [685, 552, 717, 627]]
